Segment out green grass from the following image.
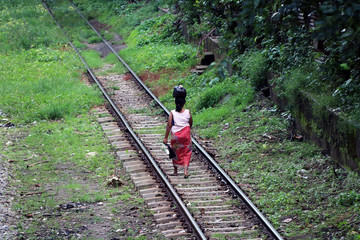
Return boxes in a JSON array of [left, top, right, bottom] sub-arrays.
[[87, 35, 102, 44], [119, 43, 197, 73], [48, 2, 97, 42], [0, 50, 102, 124], [126, 14, 183, 47], [0, 2, 67, 51], [195, 99, 360, 239], [0, 113, 163, 239], [69, 0, 161, 42], [237, 50, 268, 89], [73, 39, 88, 49], [103, 53, 127, 74], [159, 73, 255, 132], [81, 49, 104, 69], [0, 1, 167, 239], [100, 30, 114, 41], [98, 1, 161, 39], [70, 0, 195, 75], [0, 1, 101, 125], [26, 1, 360, 239], [117, 12, 195, 73]]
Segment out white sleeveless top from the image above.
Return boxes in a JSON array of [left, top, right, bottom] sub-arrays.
[[171, 109, 190, 133]]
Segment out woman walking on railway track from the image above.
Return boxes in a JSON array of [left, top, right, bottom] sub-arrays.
[[163, 96, 193, 178]]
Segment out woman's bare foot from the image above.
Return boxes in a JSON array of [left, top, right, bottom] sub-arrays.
[[184, 167, 189, 178], [169, 166, 178, 176]]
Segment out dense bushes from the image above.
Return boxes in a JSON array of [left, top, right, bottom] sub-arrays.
[[161, 71, 255, 132], [172, 0, 360, 122], [127, 14, 184, 47], [194, 77, 253, 112], [236, 50, 268, 89], [195, 84, 231, 110]]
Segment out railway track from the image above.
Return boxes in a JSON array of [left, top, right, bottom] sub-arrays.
[[42, 1, 283, 239]]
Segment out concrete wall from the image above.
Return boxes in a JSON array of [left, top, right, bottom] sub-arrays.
[[269, 82, 360, 172], [294, 92, 360, 171], [202, 37, 223, 62]]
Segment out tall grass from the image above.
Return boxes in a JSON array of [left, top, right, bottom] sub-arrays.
[[0, 1, 104, 124], [192, 76, 254, 126], [0, 1, 67, 51], [81, 49, 104, 69], [103, 53, 128, 74], [126, 14, 183, 48], [71, 0, 161, 39], [103, 2, 161, 39], [238, 50, 268, 89], [120, 43, 197, 72], [0, 50, 102, 123]]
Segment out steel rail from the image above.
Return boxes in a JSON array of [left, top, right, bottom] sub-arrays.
[[61, 1, 283, 239], [68, 0, 170, 116], [69, 2, 284, 240], [41, 1, 207, 239]]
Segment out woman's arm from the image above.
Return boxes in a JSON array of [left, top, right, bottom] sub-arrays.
[[163, 112, 173, 144], [189, 110, 193, 128]]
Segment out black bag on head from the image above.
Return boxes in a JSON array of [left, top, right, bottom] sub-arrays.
[[173, 85, 186, 99]]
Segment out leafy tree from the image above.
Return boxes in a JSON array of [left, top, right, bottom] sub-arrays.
[[164, 0, 360, 119]]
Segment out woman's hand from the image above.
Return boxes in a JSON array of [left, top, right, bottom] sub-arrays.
[[164, 112, 172, 145]]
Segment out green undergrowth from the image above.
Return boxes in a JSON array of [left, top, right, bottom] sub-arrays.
[[0, 49, 102, 124], [62, 0, 163, 47], [241, 48, 360, 124], [236, 50, 268, 89], [0, 1, 164, 238], [27, 1, 360, 238], [73, 39, 88, 50], [70, 0, 196, 73], [47, 0, 197, 76], [68, 0, 161, 40], [0, 2, 66, 51], [0, 0, 103, 124], [46, 1, 98, 44], [118, 10, 196, 73], [1, 115, 163, 239], [101, 53, 128, 74], [44, 0, 117, 49], [119, 43, 197, 73], [159, 68, 255, 138], [83, 0, 161, 39], [126, 14, 183, 48], [235, 49, 359, 124], [81, 49, 104, 69], [196, 99, 360, 239]]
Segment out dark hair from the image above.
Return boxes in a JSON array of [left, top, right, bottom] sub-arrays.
[[175, 97, 186, 112]]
